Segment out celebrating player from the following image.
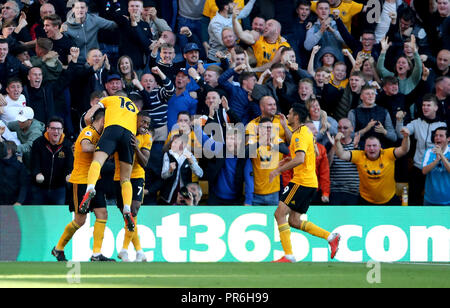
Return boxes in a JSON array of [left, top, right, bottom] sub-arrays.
[[52, 109, 115, 262], [115, 111, 152, 262], [269, 103, 340, 263], [79, 90, 138, 232]]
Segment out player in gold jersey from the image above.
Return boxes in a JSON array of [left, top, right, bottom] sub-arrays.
[[80, 90, 138, 232], [269, 104, 340, 263], [114, 111, 152, 262], [51, 109, 115, 262]]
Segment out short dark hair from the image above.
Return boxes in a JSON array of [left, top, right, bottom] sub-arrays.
[[93, 109, 105, 122], [216, 0, 233, 11], [432, 126, 448, 141], [6, 77, 22, 87], [270, 62, 285, 71], [350, 70, 365, 79], [382, 76, 399, 86], [296, 0, 311, 9], [138, 110, 151, 118], [90, 90, 106, 101], [259, 117, 272, 125], [43, 14, 62, 28], [361, 84, 376, 93], [177, 111, 190, 119], [361, 29, 375, 36], [400, 7, 415, 23], [234, 45, 245, 55], [47, 116, 64, 128], [5, 140, 17, 154], [239, 71, 257, 86], [291, 103, 308, 123], [422, 93, 438, 106], [317, 0, 330, 7]]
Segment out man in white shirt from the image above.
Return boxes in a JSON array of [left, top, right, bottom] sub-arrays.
[[1, 78, 26, 124]]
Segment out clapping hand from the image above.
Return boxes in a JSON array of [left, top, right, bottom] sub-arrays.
[[380, 36, 391, 52]]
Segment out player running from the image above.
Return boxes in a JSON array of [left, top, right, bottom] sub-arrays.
[[114, 111, 152, 262], [269, 103, 340, 263], [79, 90, 138, 232], [52, 109, 115, 262]]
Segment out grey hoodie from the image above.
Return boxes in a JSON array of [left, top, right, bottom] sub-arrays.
[[396, 117, 447, 169], [63, 12, 117, 63]]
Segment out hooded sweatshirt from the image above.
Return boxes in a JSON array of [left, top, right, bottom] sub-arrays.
[[63, 12, 117, 63], [396, 116, 447, 168], [30, 132, 73, 190]]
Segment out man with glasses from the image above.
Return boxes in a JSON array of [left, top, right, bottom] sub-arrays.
[[30, 116, 73, 205], [334, 126, 411, 205]]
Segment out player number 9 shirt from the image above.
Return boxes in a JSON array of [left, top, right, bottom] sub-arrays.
[[290, 126, 318, 188]]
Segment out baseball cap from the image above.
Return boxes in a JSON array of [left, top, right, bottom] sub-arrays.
[[183, 42, 200, 54], [106, 73, 121, 83], [177, 67, 188, 76], [16, 106, 34, 122]]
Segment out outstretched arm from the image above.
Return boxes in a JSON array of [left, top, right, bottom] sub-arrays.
[[334, 132, 352, 161]]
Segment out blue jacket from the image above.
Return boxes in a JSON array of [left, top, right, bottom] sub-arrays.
[[167, 90, 197, 131], [194, 125, 252, 203], [218, 68, 260, 125]]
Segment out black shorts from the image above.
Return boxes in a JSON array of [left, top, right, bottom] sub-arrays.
[[68, 181, 107, 213], [115, 178, 145, 211], [280, 182, 317, 214], [97, 125, 135, 164]]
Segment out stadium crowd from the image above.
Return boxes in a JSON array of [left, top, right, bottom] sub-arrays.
[[0, 0, 449, 206]]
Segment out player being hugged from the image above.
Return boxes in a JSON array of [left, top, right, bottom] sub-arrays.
[[79, 87, 139, 232], [114, 111, 152, 262], [52, 109, 115, 261]]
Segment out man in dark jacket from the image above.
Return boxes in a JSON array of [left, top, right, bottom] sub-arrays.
[[194, 120, 250, 205], [104, 0, 153, 70], [30, 116, 73, 205], [0, 138, 29, 205], [0, 38, 29, 93], [23, 59, 80, 139]]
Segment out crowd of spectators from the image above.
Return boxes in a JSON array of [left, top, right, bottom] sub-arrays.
[[0, 0, 449, 206]]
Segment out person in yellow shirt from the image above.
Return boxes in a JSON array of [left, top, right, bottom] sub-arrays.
[[329, 61, 349, 89], [232, 11, 290, 72], [334, 128, 411, 205], [269, 103, 340, 263], [115, 111, 152, 262], [52, 109, 115, 262], [79, 86, 138, 233], [310, 0, 364, 33], [247, 117, 289, 205]]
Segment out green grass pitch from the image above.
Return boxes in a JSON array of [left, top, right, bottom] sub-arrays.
[[0, 262, 449, 288]]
